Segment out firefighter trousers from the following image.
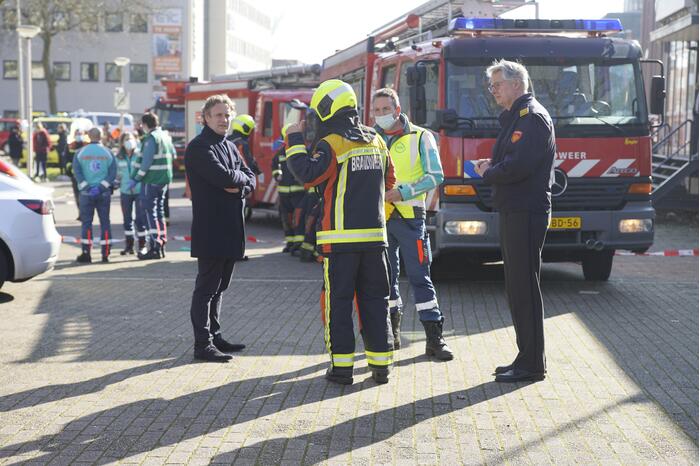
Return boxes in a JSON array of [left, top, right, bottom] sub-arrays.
[[278, 191, 304, 245], [499, 211, 548, 374], [321, 249, 393, 370]]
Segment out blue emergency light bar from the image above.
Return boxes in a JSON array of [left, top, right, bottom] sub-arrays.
[[449, 17, 623, 34]]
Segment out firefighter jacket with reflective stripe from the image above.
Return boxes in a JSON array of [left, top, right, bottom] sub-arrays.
[[286, 129, 395, 253], [73, 142, 116, 192], [375, 114, 444, 219], [271, 144, 305, 193], [132, 128, 174, 185]]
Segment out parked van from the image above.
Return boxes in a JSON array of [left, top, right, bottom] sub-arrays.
[[69, 110, 134, 133]]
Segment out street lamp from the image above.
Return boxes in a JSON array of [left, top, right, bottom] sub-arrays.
[[114, 56, 130, 132], [17, 24, 41, 178]]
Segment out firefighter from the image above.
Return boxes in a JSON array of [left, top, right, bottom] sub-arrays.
[[371, 88, 454, 361], [286, 79, 396, 385], [228, 114, 261, 175], [474, 59, 555, 383], [271, 124, 305, 252]]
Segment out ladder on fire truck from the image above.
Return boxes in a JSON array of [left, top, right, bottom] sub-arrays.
[[368, 0, 537, 48], [651, 119, 698, 208]]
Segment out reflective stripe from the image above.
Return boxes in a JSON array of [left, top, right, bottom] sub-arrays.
[[322, 258, 332, 355], [286, 144, 306, 158], [100, 180, 110, 188], [153, 153, 169, 159], [284, 235, 295, 242], [300, 242, 315, 251], [78, 181, 88, 189], [415, 299, 439, 311], [332, 353, 354, 367], [124, 230, 134, 235], [149, 229, 159, 234], [80, 239, 92, 244], [365, 350, 393, 366], [147, 165, 169, 171], [317, 228, 386, 245], [395, 198, 423, 207], [136, 231, 147, 237], [336, 146, 386, 164], [278, 185, 305, 193], [334, 161, 349, 230], [137, 170, 147, 177], [290, 235, 304, 242], [388, 297, 403, 309]]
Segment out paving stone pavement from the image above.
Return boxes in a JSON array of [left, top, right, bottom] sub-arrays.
[[0, 181, 697, 465]]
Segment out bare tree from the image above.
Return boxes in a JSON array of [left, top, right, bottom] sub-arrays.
[[17, 0, 149, 113]]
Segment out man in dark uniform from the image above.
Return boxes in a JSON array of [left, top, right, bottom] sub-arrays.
[[475, 59, 556, 383], [185, 95, 257, 362]]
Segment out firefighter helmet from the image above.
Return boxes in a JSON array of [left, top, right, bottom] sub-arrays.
[[231, 114, 256, 136], [310, 79, 357, 122]]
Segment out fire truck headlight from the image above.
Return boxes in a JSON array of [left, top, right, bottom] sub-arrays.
[[445, 221, 487, 235], [618, 219, 652, 233]]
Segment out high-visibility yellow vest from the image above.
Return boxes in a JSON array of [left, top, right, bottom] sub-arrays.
[[387, 126, 426, 219]]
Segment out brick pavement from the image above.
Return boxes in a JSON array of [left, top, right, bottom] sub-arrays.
[[0, 181, 696, 465]]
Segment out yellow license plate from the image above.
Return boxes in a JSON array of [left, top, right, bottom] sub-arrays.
[[549, 217, 581, 230]]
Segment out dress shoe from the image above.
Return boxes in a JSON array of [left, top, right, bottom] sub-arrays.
[[494, 364, 513, 375], [325, 366, 353, 385], [495, 368, 545, 383], [213, 336, 245, 353], [370, 367, 389, 384], [194, 345, 233, 362]]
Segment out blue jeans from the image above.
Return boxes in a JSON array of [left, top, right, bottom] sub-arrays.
[[120, 193, 147, 238], [79, 191, 112, 256], [387, 218, 441, 322], [140, 183, 168, 247]]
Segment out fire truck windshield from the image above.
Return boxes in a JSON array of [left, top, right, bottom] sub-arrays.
[[446, 59, 647, 136], [154, 105, 185, 133]]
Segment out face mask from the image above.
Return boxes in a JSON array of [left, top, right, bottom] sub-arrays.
[[75, 135, 83, 142], [375, 113, 398, 130], [124, 139, 137, 151]]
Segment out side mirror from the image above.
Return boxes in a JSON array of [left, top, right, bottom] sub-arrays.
[[406, 64, 427, 86], [410, 85, 426, 125], [289, 98, 308, 110], [435, 109, 459, 130], [650, 75, 665, 115]]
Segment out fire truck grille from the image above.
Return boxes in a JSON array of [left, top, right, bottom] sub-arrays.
[[475, 179, 630, 211]]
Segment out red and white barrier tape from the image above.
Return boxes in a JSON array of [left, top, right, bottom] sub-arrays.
[[615, 249, 698, 257], [61, 234, 263, 244]]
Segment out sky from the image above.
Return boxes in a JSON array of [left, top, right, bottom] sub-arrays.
[[270, 0, 626, 64]]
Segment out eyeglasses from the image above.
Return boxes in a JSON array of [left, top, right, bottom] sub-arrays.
[[487, 80, 511, 93]]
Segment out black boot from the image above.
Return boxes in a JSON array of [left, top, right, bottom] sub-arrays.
[[138, 242, 162, 260], [325, 366, 353, 385], [299, 248, 314, 262], [370, 366, 390, 384], [422, 318, 454, 361], [137, 237, 148, 256], [76, 250, 92, 263], [282, 243, 292, 253], [213, 335, 245, 353], [120, 236, 135, 255], [390, 311, 402, 349]]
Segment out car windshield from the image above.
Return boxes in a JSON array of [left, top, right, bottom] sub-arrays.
[[155, 108, 185, 132], [96, 115, 124, 126], [36, 121, 65, 133], [446, 59, 647, 133]]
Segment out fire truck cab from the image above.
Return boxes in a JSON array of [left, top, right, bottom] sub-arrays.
[[322, 15, 666, 281]]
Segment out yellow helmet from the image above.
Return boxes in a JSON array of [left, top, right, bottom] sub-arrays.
[[310, 79, 357, 122], [231, 114, 256, 136], [280, 123, 292, 140]]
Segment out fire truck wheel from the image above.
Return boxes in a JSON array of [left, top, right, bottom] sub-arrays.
[[244, 205, 252, 221], [581, 249, 614, 281]]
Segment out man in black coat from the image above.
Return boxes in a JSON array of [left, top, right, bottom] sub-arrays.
[[475, 60, 556, 383], [185, 95, 257, 362]]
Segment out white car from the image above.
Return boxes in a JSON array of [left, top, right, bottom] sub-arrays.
[[0, 159, 61, 289]]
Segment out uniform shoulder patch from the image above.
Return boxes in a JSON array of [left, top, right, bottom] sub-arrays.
[[519, 107, 529, 117], [511, 131, 523, 143]]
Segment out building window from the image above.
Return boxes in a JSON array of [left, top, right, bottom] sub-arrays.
[[81, 62, 98, 81], [105, 12, 123, 32], [79, 14, 98, 32], [105, 63, 121, 82], [53, 62, 70, 81], [130, 13, 147, 33], [3, 60, 17, 79], [129, 64, 147, 83], [32, 62, 45, 80], [2, 8, 17, 30]]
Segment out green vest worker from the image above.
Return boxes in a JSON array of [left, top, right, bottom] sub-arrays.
[[372, 87, 454, 361], [286, 79, 396, 385]]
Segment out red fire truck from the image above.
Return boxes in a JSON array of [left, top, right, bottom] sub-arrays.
[[321, 15, 666, 280], [184, 65, 320, 216], [148, 79, 188, 173]]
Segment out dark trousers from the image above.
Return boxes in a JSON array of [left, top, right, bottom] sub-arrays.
[[279, 191, 304, 244], [190, 257, 235, 350], [321, 250, 393, 370], [141, 183, 168, 247], [499, 211, 549, 373], [79, 191, 112, 257]]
